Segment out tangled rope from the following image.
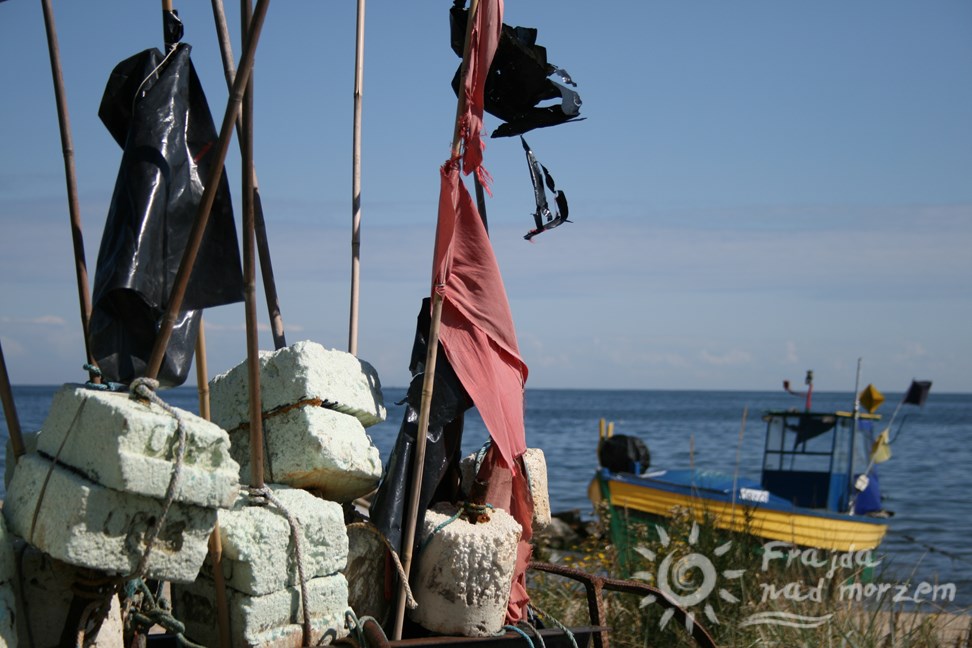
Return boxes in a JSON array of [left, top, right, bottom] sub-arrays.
[[124, 578, 206, 648], [248, 484, 313, 644], [345, 609, 387, 647], [129, 377, 188, 579]]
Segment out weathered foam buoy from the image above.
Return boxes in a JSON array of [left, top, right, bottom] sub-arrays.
[[172, 485, 350, 646], [460, 448, 552, 530], [174, 569, 349, 647], [203, 486, 348, 596], [209, 340, 387, 429], [10, 540, 125, 647], [35, 385, 240, 508], [344, 523, 390, 626], [0, 516, 17, 647], [409, 503, 521, 637], [209, 341, 384, 500], [227, 406, 381, 501], [3, 453, 217, 583]]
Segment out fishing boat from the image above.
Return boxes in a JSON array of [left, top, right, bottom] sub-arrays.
[[0, 1, 730, 646], [590, 371, 930, 555]]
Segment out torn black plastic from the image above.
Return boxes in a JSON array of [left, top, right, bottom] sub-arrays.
[[370, 298, 472, 557], [521, 136, 570, 240], [450, 2, 583, 138], [89, 44, 244, 387]]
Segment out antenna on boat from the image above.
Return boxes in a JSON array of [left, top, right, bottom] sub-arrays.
[[39, 0, 100, 385], [847, 357, 863, 513]]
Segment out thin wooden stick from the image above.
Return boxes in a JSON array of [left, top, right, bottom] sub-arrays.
[[145, 0, 271, 380], [194, 321, 230, 648], [348, 0, 366, 356], [210, 0, 287, 351], [0, 340, 25, 461], [195, 320, 211, 421], [392, 1, 481, 639], [241, 0, 265, 491], [39, 0, 99, 384]]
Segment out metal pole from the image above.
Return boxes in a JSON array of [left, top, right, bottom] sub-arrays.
[[210, 0, 287, 351], [392, 1, 481, 639], [39, 0, 99, 384], [145, 0, 272, 380], [348, 0, 366, 355]]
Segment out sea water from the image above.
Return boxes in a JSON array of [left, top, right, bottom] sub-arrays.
[[2, 385, 970, 609]]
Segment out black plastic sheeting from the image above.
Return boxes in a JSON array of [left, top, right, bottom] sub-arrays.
[[450, 2, 583, 138], [370, 299, 473, 557], [89, 44, 243, 387], [521, 136, 569, 240]]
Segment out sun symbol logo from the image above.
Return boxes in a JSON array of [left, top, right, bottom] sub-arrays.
[[631, 521, 745, 632]]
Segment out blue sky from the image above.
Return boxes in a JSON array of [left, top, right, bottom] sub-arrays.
[[1, 1, 970, 393]]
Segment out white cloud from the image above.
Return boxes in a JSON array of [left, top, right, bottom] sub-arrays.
[[700, 349, 753, 366]]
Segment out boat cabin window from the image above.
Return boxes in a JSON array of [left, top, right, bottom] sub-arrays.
[[761, 412, 872, 512]]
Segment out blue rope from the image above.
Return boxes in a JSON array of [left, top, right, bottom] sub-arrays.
[[503, 624, 535, 647], [82, 364, 126, 392], [346, 609, 386, 647]]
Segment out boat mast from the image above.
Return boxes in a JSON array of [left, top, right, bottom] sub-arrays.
[[847, 357, 863, 513]]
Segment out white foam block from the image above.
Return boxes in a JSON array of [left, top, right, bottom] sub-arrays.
[[10, 542, 123, 648], [204, 486, 349, 596], [36, 385, 239, 509], [173, 573, 349, 648], [0, 517, 13, 648], [229, 407, 381, 501], [459, 448, 552, 531], [3, 453, 216, 583], [0, 583, 17, 648], [410, 503, 521, 637], [344, 523, 390, 627], [210, 340, 386, 430]]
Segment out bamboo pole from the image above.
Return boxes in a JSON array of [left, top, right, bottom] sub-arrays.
[[210, 0, 287, 351], [194, 321, 230, 648], [0, 340, 26, 461], [39, 0, 99, 384], [195, 320, 211, 419], [145, 0, 271, 380], [391, 1, 481, 639], [240, 0, 265, 492], [348, 0, 366, 356]]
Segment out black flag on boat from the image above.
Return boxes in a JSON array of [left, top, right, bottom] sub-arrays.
[[902, 380, 932, 407]]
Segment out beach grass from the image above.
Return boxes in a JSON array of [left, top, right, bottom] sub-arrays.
[[529, 505, 971, 647]]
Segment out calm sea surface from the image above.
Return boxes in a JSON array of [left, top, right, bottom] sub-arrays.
[[3, 385, 970, 608]]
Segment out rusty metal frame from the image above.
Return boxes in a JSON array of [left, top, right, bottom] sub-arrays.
[[529, 561, 719, 648]]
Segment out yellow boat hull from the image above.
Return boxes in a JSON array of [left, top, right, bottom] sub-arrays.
[[603, 478, 887, 552]]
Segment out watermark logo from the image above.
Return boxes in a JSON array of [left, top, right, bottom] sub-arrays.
[[633, 533, 959, 630], [631, 522, 744, 632]]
